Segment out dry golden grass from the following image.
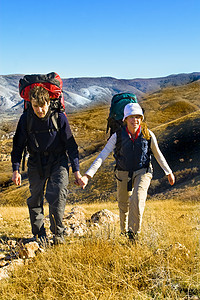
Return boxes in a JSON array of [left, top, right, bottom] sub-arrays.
[[67, 105, 109, 158], [0, 206, 31, 238], [141, 80, 200, 129], [0, 162, 12, 186], [0, 199, 199, 299], [0, 138, 13, 186], [152, 110, 200, 137], [1, 178, 30, 206]]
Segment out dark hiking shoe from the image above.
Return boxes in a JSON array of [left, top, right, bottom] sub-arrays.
[[21, 235, 50, 247], [38, 236, 50, 248], [127, 231, 138, 241], [53, 234, 65, 245], [32, 235, 50, 248]]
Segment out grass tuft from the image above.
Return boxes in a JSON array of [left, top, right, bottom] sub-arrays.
[[0, 200, 199, 299]]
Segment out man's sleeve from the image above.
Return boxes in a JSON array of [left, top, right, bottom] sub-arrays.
[[11, 114, 28, 172], [59, 113, 79, 173]]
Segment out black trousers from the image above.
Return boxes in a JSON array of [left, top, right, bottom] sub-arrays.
[[27, 154, 69, 237]]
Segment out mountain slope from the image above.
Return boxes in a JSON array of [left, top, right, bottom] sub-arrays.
[[0, 72, 200, 115], [151, 110, 200, 175], [1, 80, 200, 204], [141, 79, 200, 128]]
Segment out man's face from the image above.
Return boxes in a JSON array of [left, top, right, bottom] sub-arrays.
[[31, 100, 50, 118]]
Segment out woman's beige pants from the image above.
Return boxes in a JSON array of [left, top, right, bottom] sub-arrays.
[[116, 168, 152, 234]]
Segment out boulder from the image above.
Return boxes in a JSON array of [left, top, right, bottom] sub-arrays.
[[91, 209, 119, 225], [19, 241, 39, 259]]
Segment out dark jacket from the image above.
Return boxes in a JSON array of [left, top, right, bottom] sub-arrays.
[[11, 110, 79, 173], [114, 126, 151, 172]]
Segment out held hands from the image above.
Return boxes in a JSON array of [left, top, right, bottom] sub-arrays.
[[80, 175, 90, 189], [168, 173, 175, 186], [12, 171, 21, 186], [74, 171, 90, 189]]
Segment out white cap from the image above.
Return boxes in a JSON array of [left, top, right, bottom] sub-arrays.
[[123, 103, 144, 121]]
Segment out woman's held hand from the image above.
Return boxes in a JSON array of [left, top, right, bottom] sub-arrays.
[[168, 173, 175, 186]]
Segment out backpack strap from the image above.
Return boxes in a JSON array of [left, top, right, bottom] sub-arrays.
[[113, 128, 122, 171], [146, 135, 152, 173], [114, 128, 133, 191], [115, 128, 122, 158], [27, 108, 34, 134], [22, 109, 33, 172], [127, 170, 133, 191], [51, 111, 59, 132], [22, 147, 27, 172]]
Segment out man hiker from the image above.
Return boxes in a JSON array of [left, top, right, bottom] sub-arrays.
[[11, 85, 84, 244]]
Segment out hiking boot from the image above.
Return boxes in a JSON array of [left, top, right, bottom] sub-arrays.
[[38, 235, 50, 248], [53, 234, 65, 245], [127, 230, 138, 241], [33, 235, 50, 248]]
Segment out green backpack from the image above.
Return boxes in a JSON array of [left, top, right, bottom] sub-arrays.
[[106, 93, 138, 136]]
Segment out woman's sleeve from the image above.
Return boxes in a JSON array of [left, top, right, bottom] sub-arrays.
[[149, 130, 173, 175], [85, 133, 117, 178]]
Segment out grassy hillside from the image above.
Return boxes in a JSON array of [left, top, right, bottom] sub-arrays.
[[67, 105, 109, 158], [152, 110, 200, 172], [0, 200, 199, 299], [0, 81, 200, 205], [141, 80, 200, 128]]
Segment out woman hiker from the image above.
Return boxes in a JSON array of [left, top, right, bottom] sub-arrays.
[[80, 102, 175, 240]]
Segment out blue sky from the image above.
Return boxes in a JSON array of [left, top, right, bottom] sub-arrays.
[[0, 0, 200, 79]]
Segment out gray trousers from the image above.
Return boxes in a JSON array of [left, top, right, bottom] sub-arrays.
[[116, 168, 152, 234], [27, 155, 69, 237]]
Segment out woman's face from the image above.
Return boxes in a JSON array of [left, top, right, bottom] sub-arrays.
[[126, 115, 142, 132]]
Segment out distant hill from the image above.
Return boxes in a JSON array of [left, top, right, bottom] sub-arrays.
[[141, 79, 200, 128], [0, 78, 200, 201], [0, 72, 200, 115]]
